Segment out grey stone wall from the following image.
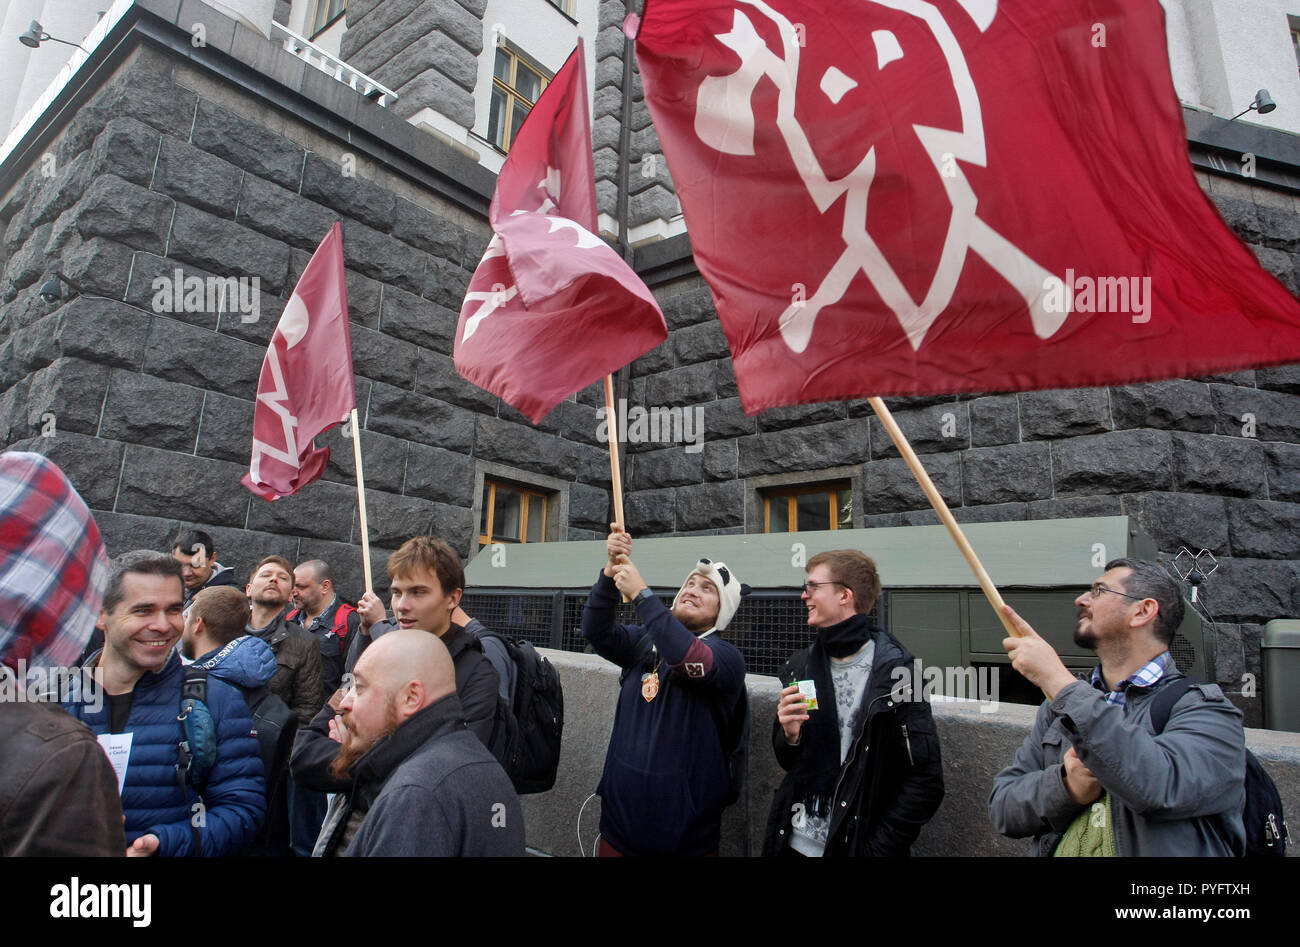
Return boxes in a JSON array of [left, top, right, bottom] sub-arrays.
[[339, 0, 486, 127], [0, 40, 612, 601], [593, 0, 679, 230], [619, 174, 1300, 726]]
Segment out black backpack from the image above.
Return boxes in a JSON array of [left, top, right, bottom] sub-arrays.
[[475, 631, 565, 795], [178, 666, 299, 805], [1149, 677, 1289, 857], [620, 633, 750, 807]]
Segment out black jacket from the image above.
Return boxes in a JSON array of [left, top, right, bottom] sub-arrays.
[[763, 626, 945, 857], [313, 693, 524, 857], [290, 622, 499, 793], [248, 615, 324, 728]]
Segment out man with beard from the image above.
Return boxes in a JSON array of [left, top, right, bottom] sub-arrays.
[[247, 555, 323, 855], [290, 537, 500, 793], [764, 549, 943, 857], [311, 629, 523, 856], [583, 524, 748, 857], [246, 555, 323, 727], [989, 558, 1246, 856]]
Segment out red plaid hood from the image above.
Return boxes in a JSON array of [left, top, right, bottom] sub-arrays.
[[0, 452, 109, 673]]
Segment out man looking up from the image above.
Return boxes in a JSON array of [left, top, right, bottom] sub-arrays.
[[988, 558, 1246, 856], [312, 630, 523, 856], [246, 555, 323, 728], [582, 523, 748, 856], [765, 549, 944, 857]]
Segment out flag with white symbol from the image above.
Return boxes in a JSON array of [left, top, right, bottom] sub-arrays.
[[455, 40, 667, 424], [634, 0, 1300, 414], [241, 222, 355, 500]]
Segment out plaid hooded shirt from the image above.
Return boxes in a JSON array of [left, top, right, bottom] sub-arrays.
[[0, 452, 109, 677]]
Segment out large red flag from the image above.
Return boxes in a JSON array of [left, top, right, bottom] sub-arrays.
[[634, 0, 1300, 414], [241, 222, 356, 500], [455, 40, 667, 424]]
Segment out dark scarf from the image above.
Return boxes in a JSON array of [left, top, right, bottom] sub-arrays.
[[789, 614, 874, 806]]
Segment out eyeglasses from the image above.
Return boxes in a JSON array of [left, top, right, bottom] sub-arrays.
[[801, 580, 847, 595], [1088, 582, 1145, 602]]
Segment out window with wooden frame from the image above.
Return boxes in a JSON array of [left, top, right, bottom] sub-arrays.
[[764, 482, 852, 533], [1292, 25, 1300, 76], [480, 480, 549, 548], [545, 0, 574, 16], [310, 0, 347, 38], [489, 46, 551, 152]]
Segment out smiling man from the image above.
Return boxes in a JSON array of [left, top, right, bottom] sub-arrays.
[[290, 537, 500, 798], [989, 558, 1246, 856], [65, 551, 266, 857], [582, 523, 748, 856], [765, 549, 944, 857]]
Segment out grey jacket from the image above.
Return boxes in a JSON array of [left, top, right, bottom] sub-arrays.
[[988, 671, 1246, 856], [315, 693, 524, 857]]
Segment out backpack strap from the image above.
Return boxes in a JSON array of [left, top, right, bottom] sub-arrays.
[[177, 667, 209, 857], [1147, 676, 1197, 734]]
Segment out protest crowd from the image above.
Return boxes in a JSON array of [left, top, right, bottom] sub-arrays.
[[0, 449, 1268, 859]]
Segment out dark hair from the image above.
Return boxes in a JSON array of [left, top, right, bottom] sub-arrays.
[[387, 537, 464, 596], [1105, 558, 1185, 645], [296, 559, 332, 585], [250, 555, 294, 584], [174, 529, 215, 559], [104, 550, 184, 613], [807, 549, 881, 614], [189, 586, 250, 648]]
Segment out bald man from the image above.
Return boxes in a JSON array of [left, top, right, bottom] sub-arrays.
[[312, 630, 524, 857]]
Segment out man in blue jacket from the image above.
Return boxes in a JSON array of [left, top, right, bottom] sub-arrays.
[[583, 523, 748, 856], [67, 551, 267, 857]]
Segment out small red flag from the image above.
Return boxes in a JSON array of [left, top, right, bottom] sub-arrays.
[[455, 40, 667, 424], [241, 222, 356, 500], [634, 0, 1300, 414]]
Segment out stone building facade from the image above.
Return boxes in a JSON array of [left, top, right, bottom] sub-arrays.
[[1, 1, 1298, 723]]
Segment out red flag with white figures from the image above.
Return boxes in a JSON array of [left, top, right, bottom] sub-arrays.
[[241, 222, 356, 500], [456, 41, 667, 424], [633, 0, 1300, 414]]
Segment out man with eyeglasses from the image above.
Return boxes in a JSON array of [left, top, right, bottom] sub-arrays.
[[764, 549, 944, 857], [989, 557, 1246, 856]]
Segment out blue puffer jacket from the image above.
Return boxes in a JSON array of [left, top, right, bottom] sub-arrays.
[[67, 639, 274, 856]]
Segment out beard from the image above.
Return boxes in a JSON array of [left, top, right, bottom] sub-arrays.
[[1073, 616, 1098, 650], [329, 701, 400, 780]]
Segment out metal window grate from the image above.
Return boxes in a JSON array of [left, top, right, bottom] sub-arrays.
[[461, 588, 883, 678]]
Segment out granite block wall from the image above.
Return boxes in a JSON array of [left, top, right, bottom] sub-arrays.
[[0, 41, 612, 602]]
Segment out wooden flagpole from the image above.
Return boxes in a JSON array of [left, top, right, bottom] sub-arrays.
[[350, 408, 373, 595], [603, 375, 627, 528], [867, 397, 1020, 638]]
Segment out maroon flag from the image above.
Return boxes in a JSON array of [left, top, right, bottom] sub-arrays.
[[456, 41, 667, 424], [634, 0, 1300, 414], [241, 222, 355, 500]]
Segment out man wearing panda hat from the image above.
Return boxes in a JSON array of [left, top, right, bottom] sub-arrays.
[[582, 523, 749, 856]]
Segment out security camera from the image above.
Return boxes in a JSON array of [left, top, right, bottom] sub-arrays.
[[38, 278, 63, 304]]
